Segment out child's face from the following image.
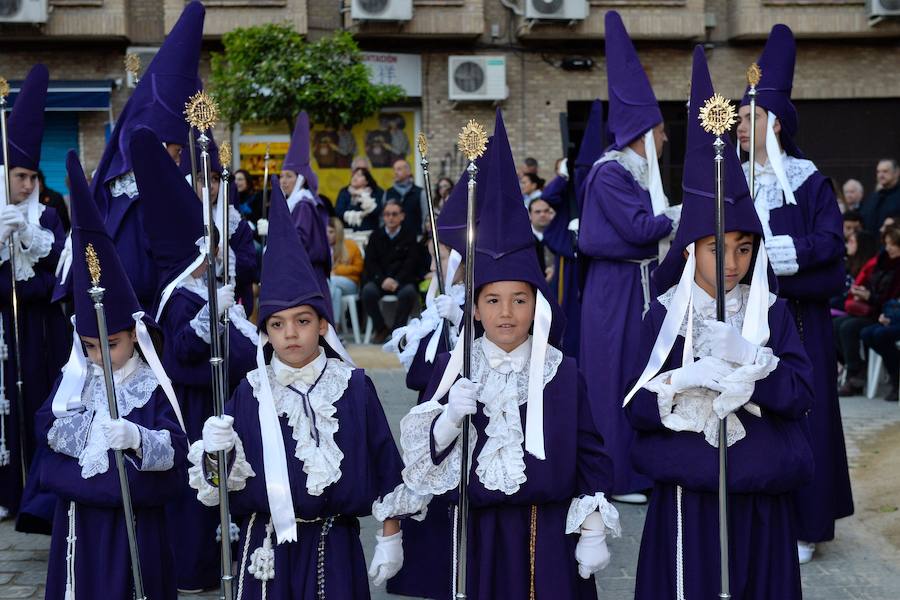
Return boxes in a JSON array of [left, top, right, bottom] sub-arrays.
[[81, 330, 137, 372], [691, 231, 755, 296], [474, 281, 535, 353], [267, 305, 328, 369]]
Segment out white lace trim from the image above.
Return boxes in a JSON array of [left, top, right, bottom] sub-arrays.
[[371, 482, 431, 523], [399, 340, 563, 496], [187, 437, 255, 507], [384, 283, 465, 371], [247, 358, 352, 496], [597, 148, 648, 191], [0, 202, 53, 281], [182, 278, 260, 344], [765, 235, 799, 276], [109, 171, 139, 199], [743, 155, 816, 213], [565, 492, 622, 537]]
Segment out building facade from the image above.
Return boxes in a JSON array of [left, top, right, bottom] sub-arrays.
[[1, 0, 899, 195]]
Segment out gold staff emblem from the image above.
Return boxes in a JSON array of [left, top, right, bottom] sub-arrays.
[[0, 77, 9, 99], [699, 93, 737, 137], [416, 132, 428, 158], [124, 53, 141, 79], [746, 63, 762, 88], [218, 141, 232, 168], [184, 90, 219, 131], [85, 243, 101, 287], [457, 119, 488, 162]]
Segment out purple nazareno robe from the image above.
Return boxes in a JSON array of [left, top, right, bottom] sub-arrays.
[[419, 351, 615, 600], [37, 374, 188, 600], [578, 159, 671, 495], [291, 197, 333, 321], [626, 297, 814, 599], [232, 218, 259, 310], [159, 285, 257, 591], [760, 167, 854, 542]]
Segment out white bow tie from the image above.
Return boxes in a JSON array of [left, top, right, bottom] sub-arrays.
[[697, 294, 742, 319], [487, 353, 527, 374], [275, 365, 320, 388]]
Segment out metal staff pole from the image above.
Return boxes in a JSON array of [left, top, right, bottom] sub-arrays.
[[84, 244, 146, 600], [219, 142, 233, 402], [747, 64, 761, 202], [260, 144, 271, 244], [417, 133, 451, 349], [453, 120, 487, 600], [188, 128, 201, 198], [699, 92, 738, 600], [0, 77, 28, 484], [186, 91, 234, 600]]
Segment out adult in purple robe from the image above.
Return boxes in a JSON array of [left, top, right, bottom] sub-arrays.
[[578, 12, 674, 498], [738, 24, 852, 551]]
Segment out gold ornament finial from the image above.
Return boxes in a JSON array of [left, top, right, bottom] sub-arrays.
[[416, 132, 428, 158], [0, 77, 9, 99], [747, 63, 762, 88], [184, 91, 219, 132], [698, 93, 737, 137], [457, 120, 487, 162], [124, 53, 141, 79], [85, 243, 101, 287], [219, 141, 232, 168]]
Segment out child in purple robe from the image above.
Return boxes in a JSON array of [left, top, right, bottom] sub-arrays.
[[189, 188, 422, 599], [624, 47, 814, 600], [398, 111, 619, 600], [39, 152, 187, 600]]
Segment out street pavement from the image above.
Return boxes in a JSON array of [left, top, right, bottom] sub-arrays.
[[1, 364, 898, 599]]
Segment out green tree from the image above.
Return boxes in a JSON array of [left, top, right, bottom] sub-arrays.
[[210, 25, 405, 131]]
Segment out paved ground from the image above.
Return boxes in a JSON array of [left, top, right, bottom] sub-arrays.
[[1, 359, 899, 599]]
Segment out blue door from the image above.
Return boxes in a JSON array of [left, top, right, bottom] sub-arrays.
[[40, 112, 79, 194]]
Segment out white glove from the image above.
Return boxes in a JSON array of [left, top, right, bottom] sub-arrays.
[[368, 530, 403, 586], [432, 378, 478, 451], [568, 218, 580, 233], [434, 294, 464, 327], [575, 528, 610, 578], [256, 218, 269, 237], [668, 357, 730, 393], [216, 284, 235, 318], [704, 320, 760, 366], [1, 205, 26, 233], [102, 419, 141, 451], [202, 415, 237, 453], [557, 158, 569, 180]]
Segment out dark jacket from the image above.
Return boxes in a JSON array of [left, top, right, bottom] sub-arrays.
[[860, 184, 900, 233], [363, 224, 421, 286], [385, 183, 424, 235]]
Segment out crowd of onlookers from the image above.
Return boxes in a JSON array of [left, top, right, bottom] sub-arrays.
[[832, 158, 900, 401]]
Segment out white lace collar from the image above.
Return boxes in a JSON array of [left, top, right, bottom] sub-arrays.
[[247, 357, 353, 496], [689, 283, 745, 321], [470, 335, 562, 495], [271, 348, 327, 390], [109, 171, 139, 199], [597, 147, 649, 190], [743, 153, 816, 211], [89, 351, 141, 386]]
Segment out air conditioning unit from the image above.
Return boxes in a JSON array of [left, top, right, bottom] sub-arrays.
[[448, 56, 507, 102], [867, 0, 900, 17], [524, 0, 588, 21], [351, 0, 412, 21], [0, 0, 48, 23]]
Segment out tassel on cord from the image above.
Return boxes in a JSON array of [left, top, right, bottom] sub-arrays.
[[216, 521, 240, 543], [0, 319, 10, 467], [248, 520, 276, 582]]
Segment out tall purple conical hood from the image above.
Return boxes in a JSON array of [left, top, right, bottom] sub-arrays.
[[131, 127, 205, 297], [604, 11, 662, 150], [654, 46, 773, 292], [92, 1, 204, 194], [435, 137, 492, 257], [574, 99, 606, 210], [257, 181, 331, 329], [68, 151, 143, 337], [740, 24, 801, 157], [281, 112, 319, 196], [3, 64, 49, 171]]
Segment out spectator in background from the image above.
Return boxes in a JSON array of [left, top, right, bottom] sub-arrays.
[[385, 159, 426, 235], [335, 167, 383, 231], [37, 170, 70, 232], [842, 179, 864, 212], [362, 199, 422, 343], [328, 217, 364, 331], [520, 156, 539, 176], [861, 298, 900, 401], [351, 156, 372, 171], [879, 212, 900, 239], [832, 230, 879, 313], [860, 158, 900, 233], [528, 197, 556, 283], [835, 225, 900, 395], [843, 210, 863, 241], [233, 169, 259, 222], [520, 172, 544, 207], [434, 177, 453, 213]]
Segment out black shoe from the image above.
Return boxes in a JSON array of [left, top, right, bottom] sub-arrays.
[[884, 387, 899, 402], [838, 381, 863, 397]]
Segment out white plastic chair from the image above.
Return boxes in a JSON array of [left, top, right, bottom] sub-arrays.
[[866, 348, 884, 399], [340, 293, 362, 345]]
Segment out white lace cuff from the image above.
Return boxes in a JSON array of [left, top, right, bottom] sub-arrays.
[[765, 235, 798, 276], [399, 400, 468, 496], [372, 483, 431, 522], [135, 425, 174, 471], [0, 224, 54, 281], [565, 493, 622, 537], [385, 311, 458, 372], [190, 304, 213, 344], [47, 410, 94, 459], [187, 436, 255, 507]]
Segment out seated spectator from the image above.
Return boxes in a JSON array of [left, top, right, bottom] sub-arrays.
[[842, 178, 864, 212], [335, 167, 383, 231], [880, 211, 900, 238], [843, 210, 863, 241], [328, 217, 364, 330], [384, 159, 426, 235], [835, 226, 900, 395], [831, 230, 879, 313], [860, 299, 900, 402], [860, 158, 900, 233], [433, 177, 454, 215], [520, 172, 545, 207], [38, 170, 70, 232], [362, 199, 421, 343], [528, 197, 556, 283], [519, 156, 539, 176]]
